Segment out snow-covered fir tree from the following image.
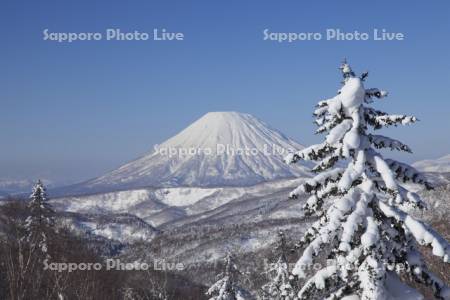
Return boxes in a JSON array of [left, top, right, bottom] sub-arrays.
[[24, 180, 55, 259], [262, 231, 296, 300], [284, 61, 450, 300], [207, 253, 253, 300]]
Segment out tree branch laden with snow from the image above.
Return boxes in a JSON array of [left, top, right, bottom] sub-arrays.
[[285, 62, 450, 300], [262, 231, 297, 300], [207, 254, 253, 300]]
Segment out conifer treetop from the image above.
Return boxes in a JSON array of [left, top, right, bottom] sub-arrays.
[[206, 253, 253, 300], [262, 231, 296, 300], [24, 180, 55, 258]]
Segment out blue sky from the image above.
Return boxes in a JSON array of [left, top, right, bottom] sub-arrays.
[[1, 0, 449, 182]]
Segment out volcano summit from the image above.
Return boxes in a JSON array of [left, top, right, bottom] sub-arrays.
[[65, 112, 310, 194]]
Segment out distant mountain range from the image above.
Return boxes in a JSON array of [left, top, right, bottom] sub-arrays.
[[412, 154, 450, 173], [0, 178, 53, 197], [59, 112, 311, 195]]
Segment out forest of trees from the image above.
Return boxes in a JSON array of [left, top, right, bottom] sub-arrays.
[[0, 182, 205, 300]]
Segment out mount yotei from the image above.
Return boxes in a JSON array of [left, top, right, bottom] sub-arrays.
[[64, 112, 310, 195]]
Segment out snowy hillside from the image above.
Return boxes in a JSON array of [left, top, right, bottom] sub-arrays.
[[51, 177, 312, 257], [47, 177, 311, 248], [63, 112, 310, 194], [51, 178, 308, 228], [60, 212, 159, 243], [413, 154, 450, 173]]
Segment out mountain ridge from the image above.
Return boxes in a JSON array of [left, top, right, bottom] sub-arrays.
[[412, 154, 450, 173]]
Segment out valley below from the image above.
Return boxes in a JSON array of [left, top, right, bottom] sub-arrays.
[[40, 171, 450, 298]]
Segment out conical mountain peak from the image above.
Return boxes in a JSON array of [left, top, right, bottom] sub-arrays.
[[74, 112, 309, 193]]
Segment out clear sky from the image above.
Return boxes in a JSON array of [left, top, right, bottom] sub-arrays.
[[1, 0, 449, 183]]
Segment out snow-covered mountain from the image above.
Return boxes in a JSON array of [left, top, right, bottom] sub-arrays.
[[51, 178, 307, 228], [60, 212, 159, 243], [64, 112, 310, 195], [51, 178, 309, 245], [412, 154, 450, 173]]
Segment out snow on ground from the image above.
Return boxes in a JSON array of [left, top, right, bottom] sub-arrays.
[[60, 214, 158, 243], [154, 187, 218, 206], [81, 222, 154, 241], [51, 178, 308, 227], [60, 189, 153, 212], [50, 177, 310, 247]]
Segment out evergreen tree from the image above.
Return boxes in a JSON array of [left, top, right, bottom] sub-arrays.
[[24, 180, 55, 259], [206, 253, 253, 300], [262, 231, 296, 300], [285, 62, 450, 299]]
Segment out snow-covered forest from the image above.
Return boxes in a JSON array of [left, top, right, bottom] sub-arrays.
[[0, 63, 449, 300]]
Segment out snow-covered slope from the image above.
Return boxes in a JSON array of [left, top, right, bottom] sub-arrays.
[[51, 178, 308, 228], [66, 112, 309, 194], [60, 212, 159, 243], [412, 154, 450, 173]]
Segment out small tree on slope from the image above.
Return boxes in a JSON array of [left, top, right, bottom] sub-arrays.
[[284, 62, 450, 300], [262, 231, 296, 299], [206, 253, 253, 300], [24, 180, 55, 259]]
